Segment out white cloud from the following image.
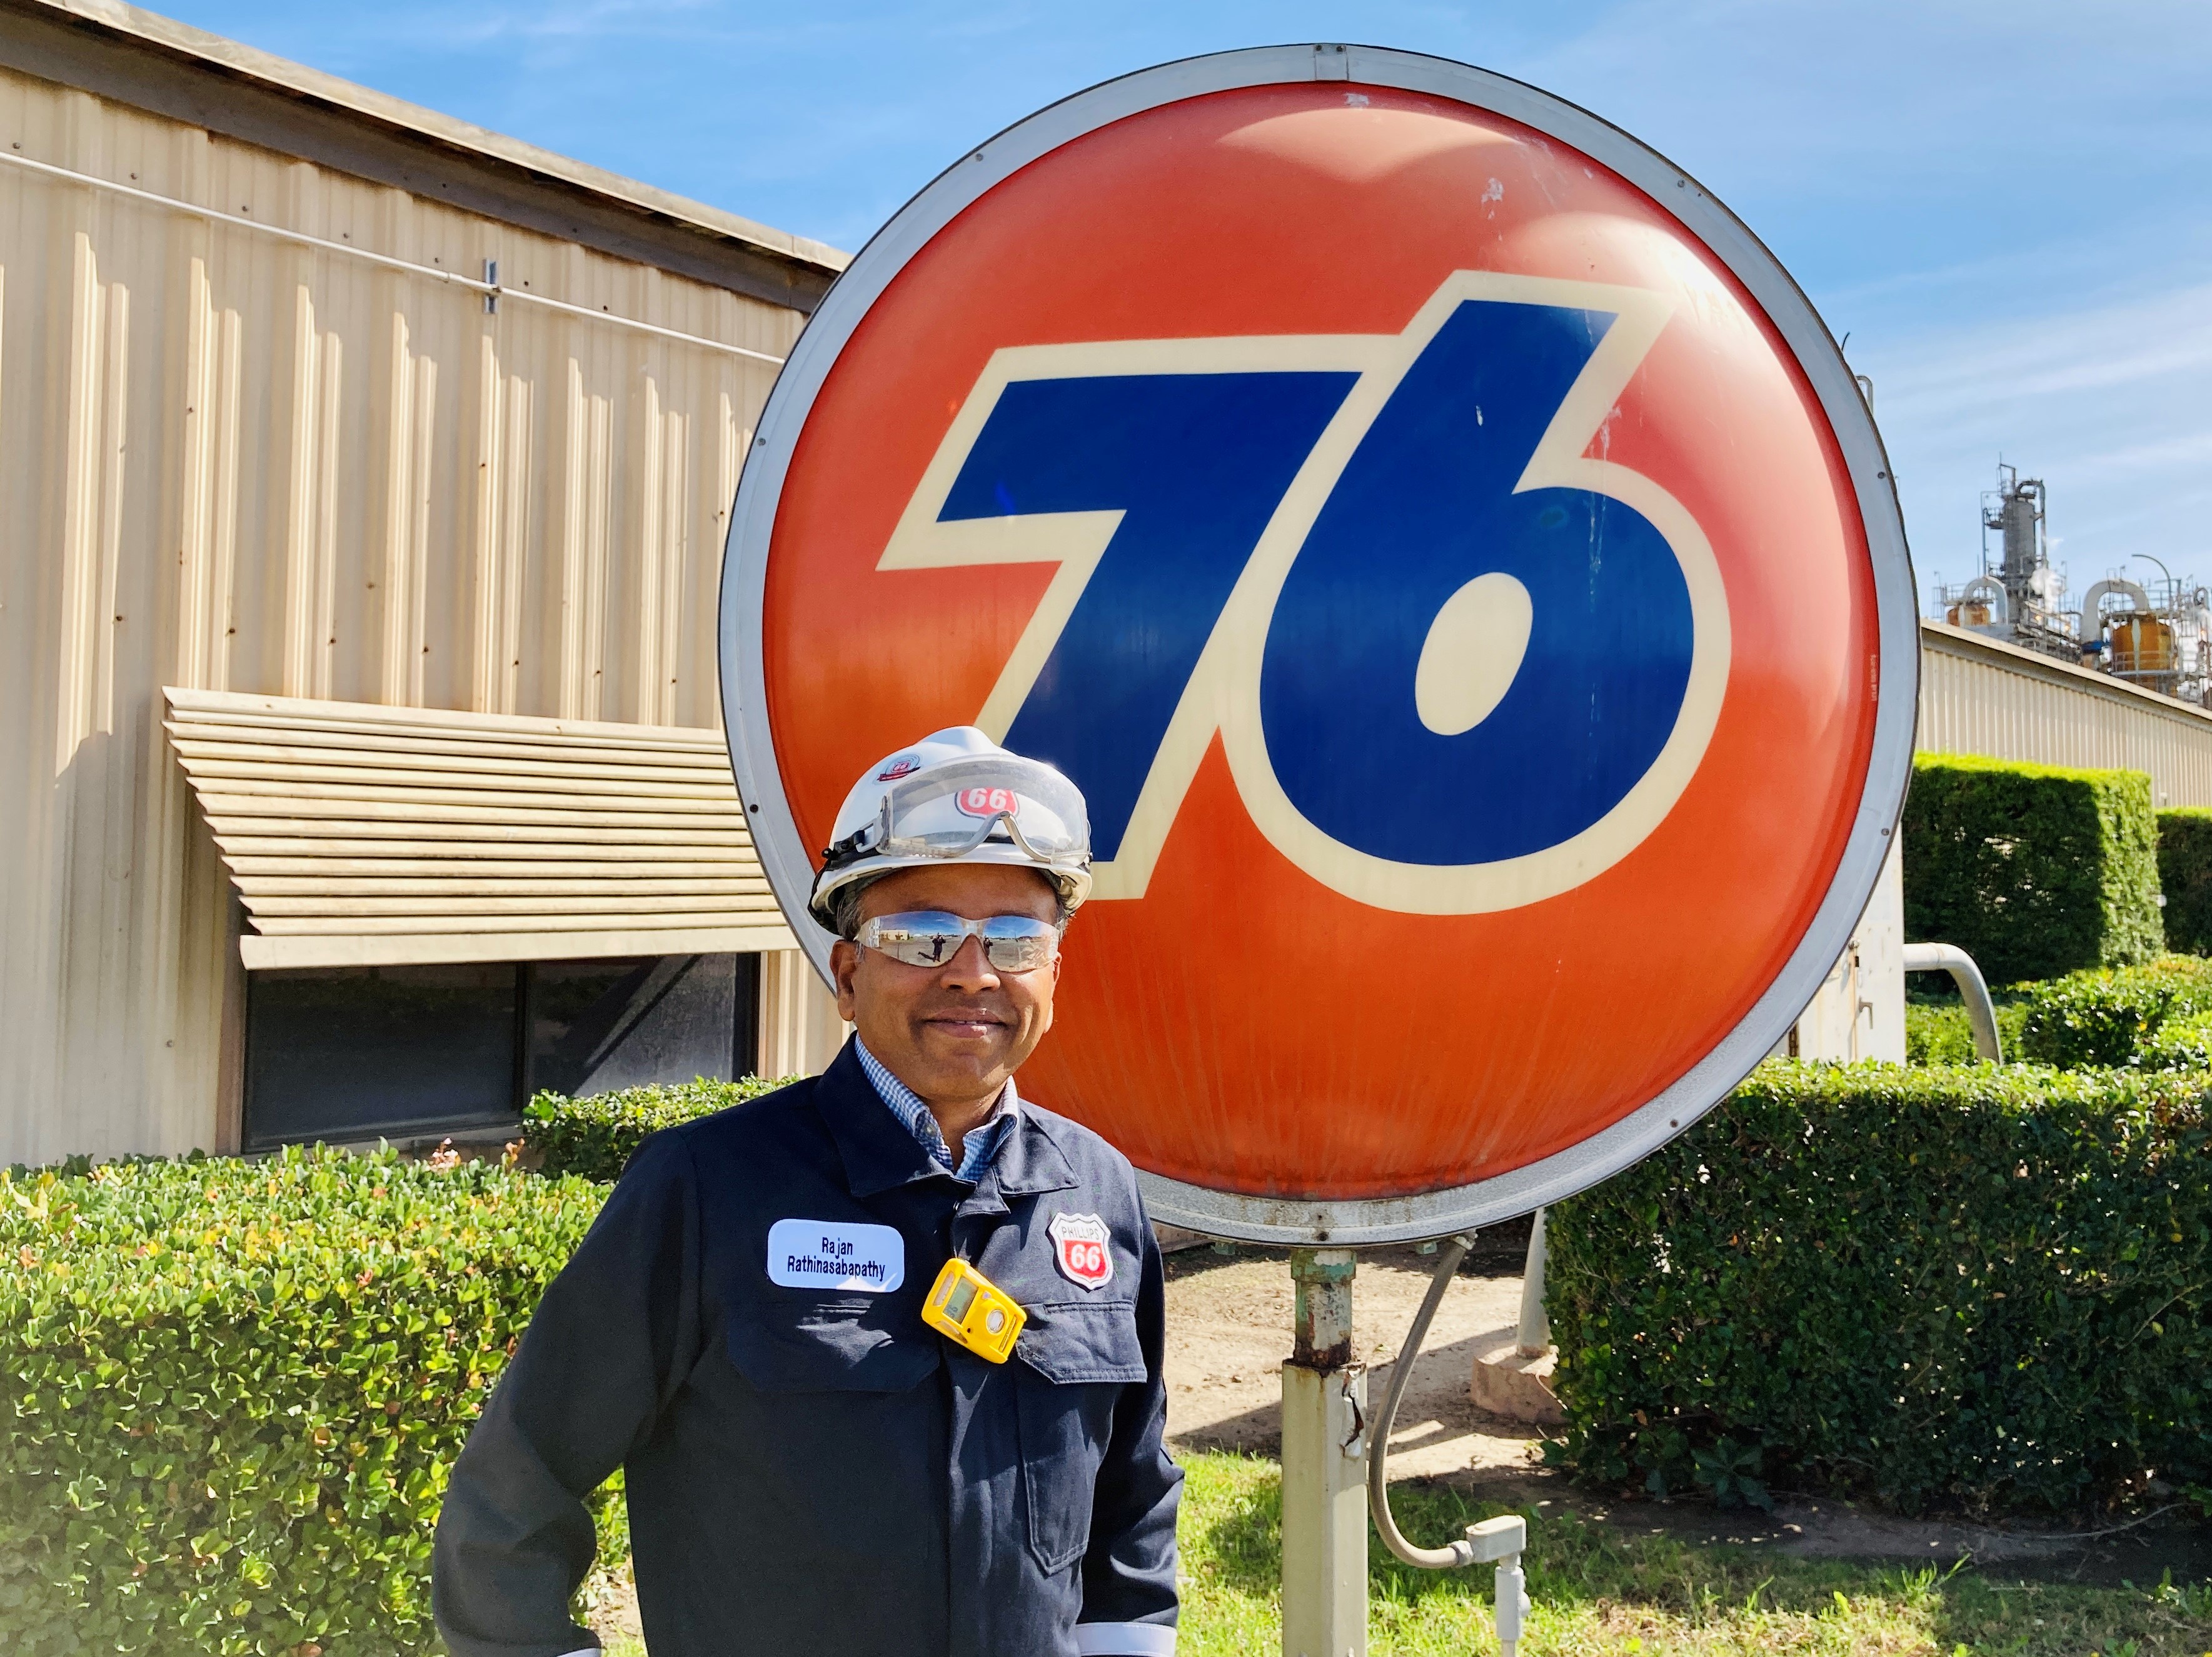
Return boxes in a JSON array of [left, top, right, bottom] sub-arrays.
[[1863, 274, 2212, 586]]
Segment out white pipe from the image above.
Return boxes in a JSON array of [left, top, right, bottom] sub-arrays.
[[1958, 574, 2008, 623], [1466, 1517, 1531, 1654], [1516, 1208, 1550, 1357], [1367, 1244, 1539, 1648], [2079, 578, 2153, 626], [1901, 942, 2003, 1061], [1367, 1234, 1481, 1569], [1494, 1554, 1529, 1656], [0, 147, 787, 366]]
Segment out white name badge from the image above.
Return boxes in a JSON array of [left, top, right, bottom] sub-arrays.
[[766, 1218, 906, 1294]]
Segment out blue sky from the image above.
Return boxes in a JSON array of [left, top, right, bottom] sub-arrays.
[[163, 0, 2212, 608]]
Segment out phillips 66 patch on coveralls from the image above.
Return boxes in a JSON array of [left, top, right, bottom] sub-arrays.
[[765, 1218, 906, 1292], [1048, 1212, 1114, 1291]]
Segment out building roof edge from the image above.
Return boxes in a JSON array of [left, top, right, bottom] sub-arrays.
[[11, 0, 850, 281], [1921, 617, 2212, 727]]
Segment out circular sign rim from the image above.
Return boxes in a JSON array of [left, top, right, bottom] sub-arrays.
[[720, 42, 1920, 1246]]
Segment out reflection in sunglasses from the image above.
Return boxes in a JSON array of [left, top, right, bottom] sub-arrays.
[[857, 911, 1061, 973]]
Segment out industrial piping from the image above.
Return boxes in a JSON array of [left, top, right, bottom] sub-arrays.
[[1900, 943, 2003, 1061], [1365, 1232, 1534, 1654]]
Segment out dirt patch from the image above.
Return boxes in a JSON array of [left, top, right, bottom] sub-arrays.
[[1162, 1243, 1551, 1497]]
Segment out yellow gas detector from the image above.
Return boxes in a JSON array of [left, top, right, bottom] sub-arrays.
[[922, 1256, 1027, 1363]]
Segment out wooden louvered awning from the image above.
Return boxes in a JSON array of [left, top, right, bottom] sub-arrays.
[[164, 688, 800, 970]]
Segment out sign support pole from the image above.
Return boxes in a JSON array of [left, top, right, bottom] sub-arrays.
[[1516, 1208, 1551, 1356], [1280, 1248, 1365, 1657]]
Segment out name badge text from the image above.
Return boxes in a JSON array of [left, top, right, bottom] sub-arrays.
[[766, 1218, 905, 1293]]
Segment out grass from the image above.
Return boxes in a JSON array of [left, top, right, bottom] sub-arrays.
[[596, 1449, 2212, 1656], [1184, 1454, 2212, 1656]]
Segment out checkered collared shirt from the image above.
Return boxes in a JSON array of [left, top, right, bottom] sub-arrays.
[[853, 1038, 1022, 1183]]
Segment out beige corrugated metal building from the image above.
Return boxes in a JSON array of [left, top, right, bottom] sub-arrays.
[[1918, 619, 2212, 806], [1790, 623, 2212, 1068], [1, 0, 847, 1166]]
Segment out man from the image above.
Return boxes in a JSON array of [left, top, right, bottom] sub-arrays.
[[433, 727, 1182, 1657]]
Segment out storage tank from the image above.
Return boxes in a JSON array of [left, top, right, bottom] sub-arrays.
[[2110, 615, 2176, 677]]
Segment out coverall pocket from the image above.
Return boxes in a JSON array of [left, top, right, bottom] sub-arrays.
[[725, 1300, 940, 1393], [1014, 1301, 1147, 1574]]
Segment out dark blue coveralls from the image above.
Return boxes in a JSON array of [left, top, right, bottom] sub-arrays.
[[431, 1041, 1182, 1657]]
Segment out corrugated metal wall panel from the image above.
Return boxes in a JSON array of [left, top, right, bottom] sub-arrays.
[[0, 62, 818, 1165], [165, 688, 798, 968], [1918, 621, 2212, 807], [760, 949, 853, 1083]]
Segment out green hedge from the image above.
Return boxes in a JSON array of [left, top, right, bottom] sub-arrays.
[[0, 1147, 610, 1656], [2136, 1009, 2212, 1073], [2158, 807, 2212, 956], [2013, 954, 2212, 1068], [1545, 1061, 2211, 1516], [1901, 998, 2027, 1065], [523, 1075, 797, 1182], [1903, 754, 2163, 985]]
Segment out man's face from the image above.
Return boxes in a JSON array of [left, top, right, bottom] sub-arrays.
[[830, 863, 1063, 1106]]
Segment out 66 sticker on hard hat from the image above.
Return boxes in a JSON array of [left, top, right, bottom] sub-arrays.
[[956, 786, 1022, 820], [723, 48, 1917, 1243]]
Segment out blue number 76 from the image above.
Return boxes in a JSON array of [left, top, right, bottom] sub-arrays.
[[875, 275, 1724, 914]]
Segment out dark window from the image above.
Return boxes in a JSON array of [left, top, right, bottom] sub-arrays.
[[243, 964, 520, 1148], [524, 953, 762, 1099], [243, 953, 763, 1148]]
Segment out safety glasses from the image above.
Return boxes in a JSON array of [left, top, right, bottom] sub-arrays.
[[855, 911, 1062, 973]]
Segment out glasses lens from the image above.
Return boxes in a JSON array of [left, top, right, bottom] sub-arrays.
[[978, 916, 1058, 973], [865, 911, 968, 967]]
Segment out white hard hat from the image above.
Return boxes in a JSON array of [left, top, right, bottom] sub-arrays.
[[809, 728, 1093, 930]]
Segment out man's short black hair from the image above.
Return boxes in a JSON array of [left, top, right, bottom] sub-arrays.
[[826, 876, 882, 942]]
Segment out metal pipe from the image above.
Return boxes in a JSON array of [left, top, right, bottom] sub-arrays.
[[1366, 1243, 1539, 1651], [1516, 1208, 1550, 1357], [1901, 942, 2003, 1061], [0, 147, 787, 365], [1958, 574, 2009, 623], [1366, 1233, 1479, 1569], [2079, 577, 2153, 626], [1489, 1546, 1529, 1657]]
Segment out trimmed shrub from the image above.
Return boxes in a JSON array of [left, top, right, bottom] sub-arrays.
[[2137, 1009, 2212, 1073], [2014, 954, 2212, 1068], [0, 1146, 610, 1656], [523, 1075, 798, 1182], [1545, 1060, 2211, 1516], [2158, 807, 2212, 956], [1903, 753, 2163, 985], [1901, 998, 2028, 1065]]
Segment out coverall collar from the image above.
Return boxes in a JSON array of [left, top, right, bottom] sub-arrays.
[[817, 1039, 1079, 1203], [818, 1041, 945, 1197], [964, 1107, 1082, 1213]]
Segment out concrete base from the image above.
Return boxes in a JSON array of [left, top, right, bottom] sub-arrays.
[[1470, 1335, 1566, 1426]]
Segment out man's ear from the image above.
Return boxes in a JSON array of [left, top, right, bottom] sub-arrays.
[[830, 939, 862, 1024]]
